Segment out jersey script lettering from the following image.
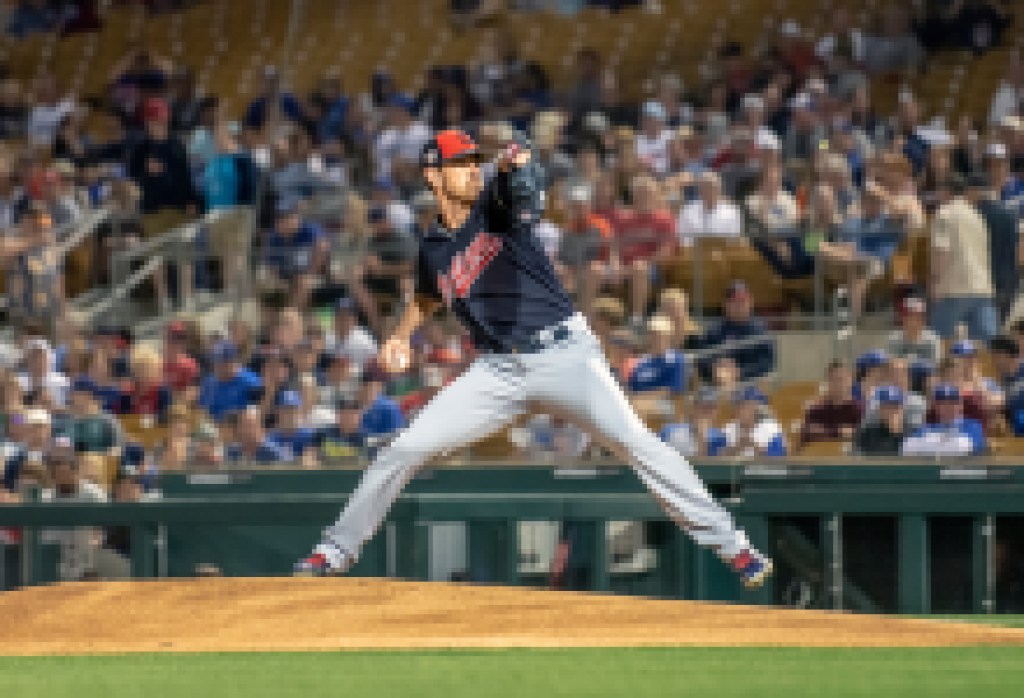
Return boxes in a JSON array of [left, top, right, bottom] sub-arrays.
[[437, 232, 504, 305]]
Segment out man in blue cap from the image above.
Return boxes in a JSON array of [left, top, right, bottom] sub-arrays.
[[854, 385, 906, 456], [990, 334, 1024, 435], [262, 199, 328, 308], [708, 385, 787, 457], [198, 341, 262, 421], [267, 390, 317, 462], [225, 406, 289, 464], [356, 364, 405, 439], [903, 384, 987, 456], [696, 280, 775, 382]]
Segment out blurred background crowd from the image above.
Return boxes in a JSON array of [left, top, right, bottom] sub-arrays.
[[0, 0, 1023, 533]]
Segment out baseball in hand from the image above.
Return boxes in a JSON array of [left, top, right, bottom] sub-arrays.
[[380, 337, 411, 374]]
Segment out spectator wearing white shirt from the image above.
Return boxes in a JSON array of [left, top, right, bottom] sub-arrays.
[[373, 94, 430, 186], [26, 77, 75, 149], [325, 298, 378, 371], [989, 53, 1024, 126], [676, 171, 743, 248], [744, 163, 799, 234], [635, 101, 673, 176], [17, 338, 68, 409]]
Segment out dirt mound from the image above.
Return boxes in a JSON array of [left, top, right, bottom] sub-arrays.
[[1, 578, 1021, 655]]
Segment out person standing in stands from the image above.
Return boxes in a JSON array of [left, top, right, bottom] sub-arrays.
[[929, 175, 998, 341], [128, 97, 200, 214]]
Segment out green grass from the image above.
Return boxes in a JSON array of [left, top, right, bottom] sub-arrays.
[[3, 647, 1024, 698]]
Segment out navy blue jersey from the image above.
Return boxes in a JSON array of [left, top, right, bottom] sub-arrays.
[[416, 160, 573, 352]]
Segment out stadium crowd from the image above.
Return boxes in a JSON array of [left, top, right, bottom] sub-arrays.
[[0, 0, 1023, 549]]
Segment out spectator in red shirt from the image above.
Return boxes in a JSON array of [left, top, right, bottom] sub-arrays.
[[163, 321, 198, 397], [799, 360, 863, 446], [597, 175, 676, 323]]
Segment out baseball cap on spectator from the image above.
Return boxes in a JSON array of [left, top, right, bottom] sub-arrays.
[[856, 350, 889, 373], [933, 384, 961, 401], [372, 177, 397, 194], [420, 129, 481, 169], [276, 390, 302, 409], [389, 93, 416, 114], [985, 142, 1008, 160], [734, 385, 768, 404], [166, 320, 187, 341], [566, 182, 593, 204], [53, 159, 76, 178], [902, 296, 927, 315], [642, 101, 667, 122], [755, 130, 781, 152], [725, 280, 751, 301], [950, 340, 977, 358], [23, 408, 50, 426], [875, 385, 904, 406], [71, 377, 97, 395], [789, 92, 812, 110], [778, 20, 802, 37], [210, 341, 238, 363], [276, 198, 301, 217], [741, 94, 764, 112], [120, 442, 147, 474], [368, 205, 388, 224], [335, 396, 361, 411], [990, 334, 1020, 357], [583, 111, 610, 134], [142, 96, 170, 123]]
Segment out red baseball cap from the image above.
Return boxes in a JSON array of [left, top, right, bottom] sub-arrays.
[[420, 129, 480, 168]]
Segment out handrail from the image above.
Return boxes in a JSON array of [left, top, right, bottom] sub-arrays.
[[85, 254, 164, 322], [55, 208, 111, 259]]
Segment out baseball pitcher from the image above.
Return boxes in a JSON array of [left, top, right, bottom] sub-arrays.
[[296, 129, 772, 588]]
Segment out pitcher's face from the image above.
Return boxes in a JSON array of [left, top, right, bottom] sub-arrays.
[[427, 159, 483, 206]]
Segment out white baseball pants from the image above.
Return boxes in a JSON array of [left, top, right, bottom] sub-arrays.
[[317, 313, 751, 567]]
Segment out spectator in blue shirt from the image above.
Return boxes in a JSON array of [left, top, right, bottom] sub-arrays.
[[243, 65, 307, 131], [985, 142, 1024, 215], [660, 386, 721, 457], [695, 281, 775, 382], [902, 384, 987, 456], [262, 199, 329, 308], [819, 184, 904, 317], [990, 335, 1024, 435], [628, 315, 688, 395], [267, 390, 316, 462], [225, 406, 290, 464], [707, 385, 787, 457], [198, 341, 262, 421], [358, 366, 406, 438]]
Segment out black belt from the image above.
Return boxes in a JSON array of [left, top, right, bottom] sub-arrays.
[[492, 322, 572, 355]]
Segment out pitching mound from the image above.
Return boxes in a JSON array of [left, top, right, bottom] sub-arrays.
[[1, 577, 1022, 655]]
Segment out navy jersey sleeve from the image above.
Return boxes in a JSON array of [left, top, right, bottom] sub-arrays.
[[415, 248, 442, 302]]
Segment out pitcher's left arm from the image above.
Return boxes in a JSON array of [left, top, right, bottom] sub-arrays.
[[485, 133, 543, 235]]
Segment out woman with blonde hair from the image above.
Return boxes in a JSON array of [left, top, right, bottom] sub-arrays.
[[658, 287, 701, 347]]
